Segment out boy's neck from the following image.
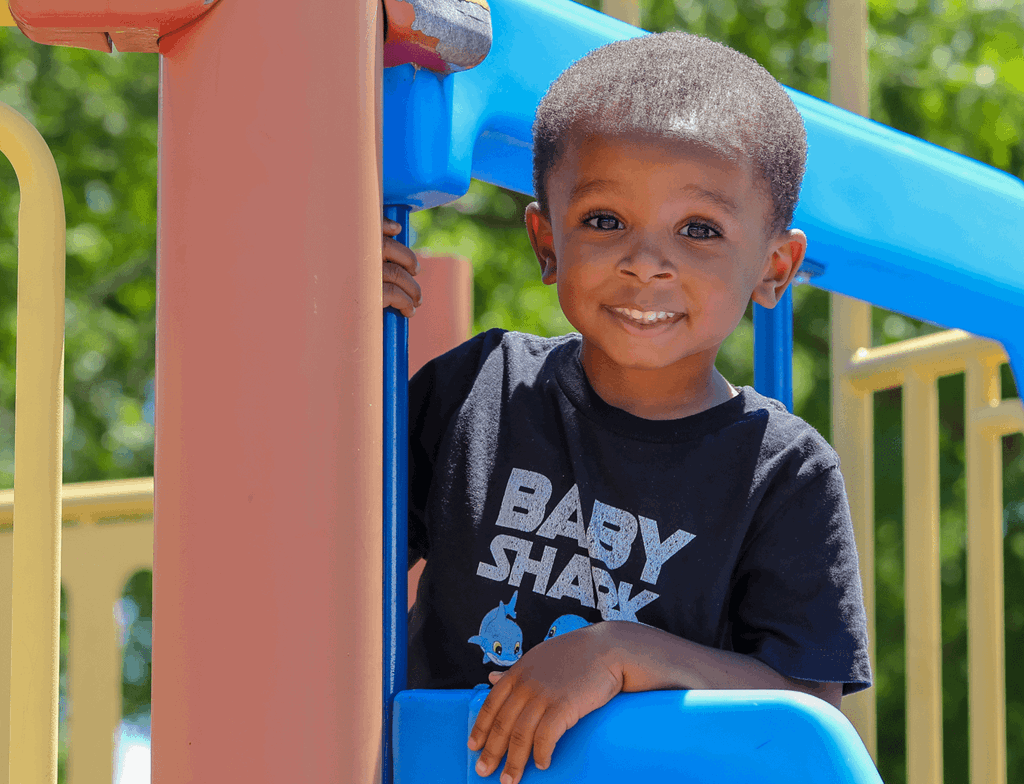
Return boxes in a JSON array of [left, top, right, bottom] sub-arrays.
[[579, 344, 737, 420]]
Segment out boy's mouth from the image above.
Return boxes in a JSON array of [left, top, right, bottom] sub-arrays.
[[609, 306, 683, 326]]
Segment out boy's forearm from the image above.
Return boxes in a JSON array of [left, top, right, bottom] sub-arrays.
[[601, 621, 842, 709]]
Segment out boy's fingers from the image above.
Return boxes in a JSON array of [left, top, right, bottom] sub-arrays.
[[473, 685, 529, 777], [500, 702, 548, 784], [382, 217, 403, 237], [382, 281, 418, 318], [469, 671, 515, 749], [531, 708, 573, 771], [383, 236, 419, 275], [383, 263, 422, 309], [382, 261, 421, 298]]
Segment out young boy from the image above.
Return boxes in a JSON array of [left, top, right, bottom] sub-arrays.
[[383, 31, 870, 784]]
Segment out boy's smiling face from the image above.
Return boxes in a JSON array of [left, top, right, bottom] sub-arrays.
[[526, 130, 807, 418]]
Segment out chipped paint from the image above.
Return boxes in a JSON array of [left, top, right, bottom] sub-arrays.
[[383, 0, 491, 74], [7, 0, 222, 52]]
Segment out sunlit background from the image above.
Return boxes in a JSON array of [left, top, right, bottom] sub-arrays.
[[1, 0, 1023, 781]]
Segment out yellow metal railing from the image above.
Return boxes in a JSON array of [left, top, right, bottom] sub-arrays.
[[836, 326, 1024, 784], [832, 298, 877, 752], [1, 99, 67, 784], [827, 0, 875, 755], [0, 478, 154, 784]]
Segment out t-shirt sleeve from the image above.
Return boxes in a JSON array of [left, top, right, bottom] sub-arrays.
[[728, 464, 872, 695]]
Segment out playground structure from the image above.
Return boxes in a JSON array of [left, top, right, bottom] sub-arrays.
[[1, 0, 1023, 782]]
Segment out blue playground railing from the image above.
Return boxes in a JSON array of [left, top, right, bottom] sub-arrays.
[[381, 0, 1024, 781], [395, 689, 881, 783]]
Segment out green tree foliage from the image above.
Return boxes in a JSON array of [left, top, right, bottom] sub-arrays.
[[0, 33, 158, 490], [1, 1, 1023, 781]]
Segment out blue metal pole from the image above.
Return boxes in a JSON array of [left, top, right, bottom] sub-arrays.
[[752, 288, 794, 412], [382, 204, 410, 784]]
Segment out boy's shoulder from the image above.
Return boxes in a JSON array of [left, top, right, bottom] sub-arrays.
[[733, 387, 842, 491], [417, 328, 579, 385], [435, 328, 578, 363], [410, 329, 579, 418]]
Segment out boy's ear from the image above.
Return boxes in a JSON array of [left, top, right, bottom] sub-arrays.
[[751, 228, 807, 308], [525, 202, 557, 285]]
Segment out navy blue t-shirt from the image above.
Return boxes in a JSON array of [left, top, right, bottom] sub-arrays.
[[407, 329, 871, 695]]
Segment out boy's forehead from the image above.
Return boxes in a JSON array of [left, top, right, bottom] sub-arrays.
[[553, 129, 756, 200], [562, 115, 747, 162]]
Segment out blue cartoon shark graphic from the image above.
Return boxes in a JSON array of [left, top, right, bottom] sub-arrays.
[[545, 614, 591, 641], [469, 591, 523, 666]]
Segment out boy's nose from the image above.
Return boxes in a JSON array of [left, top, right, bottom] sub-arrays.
[[617, 248, 676, 283]]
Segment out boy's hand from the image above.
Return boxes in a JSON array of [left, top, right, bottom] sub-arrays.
[[468, 623, 626, 784], [382, 217, 421, 317], [466, 619, 843, 784]]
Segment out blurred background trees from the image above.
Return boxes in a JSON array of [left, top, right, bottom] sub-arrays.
[[1, 1, 1023, 781]]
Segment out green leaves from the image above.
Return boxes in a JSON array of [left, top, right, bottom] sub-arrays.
[[0, 31, 158, 487]]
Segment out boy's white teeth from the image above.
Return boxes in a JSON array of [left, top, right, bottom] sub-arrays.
[[614, 307, 676, 324]]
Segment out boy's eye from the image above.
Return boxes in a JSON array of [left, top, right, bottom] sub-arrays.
[[584, 214, 622, 231], [680, 222, 721, 240], [492, 641, 502, 655]]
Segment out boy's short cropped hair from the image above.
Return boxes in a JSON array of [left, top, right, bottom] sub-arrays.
[[532, 32, 807, 240]]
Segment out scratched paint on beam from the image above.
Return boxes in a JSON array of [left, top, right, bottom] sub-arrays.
[[384, 0, 492, 73]]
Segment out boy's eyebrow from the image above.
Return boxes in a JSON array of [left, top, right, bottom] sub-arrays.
[[568, 178, 621, 203], [678, 183, 739, 216], [568, 179, 739, 217]]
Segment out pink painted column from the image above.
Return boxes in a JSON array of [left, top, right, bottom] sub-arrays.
[[152, 2, 384, 781]]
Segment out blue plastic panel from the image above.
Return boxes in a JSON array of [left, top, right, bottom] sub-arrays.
[[382, 0, 1024, 384], [394, 689, 883, 784]]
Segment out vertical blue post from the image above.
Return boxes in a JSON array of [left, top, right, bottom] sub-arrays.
[[383, 204, 410, 784], [752, 288, 794, 412]]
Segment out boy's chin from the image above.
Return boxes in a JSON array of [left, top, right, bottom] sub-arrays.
[[581, 340, 714, 375]]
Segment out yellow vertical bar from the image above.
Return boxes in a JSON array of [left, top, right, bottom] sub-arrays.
[[827, 0, 876, 758], [832, 302, 876, 754], [904, 369, 943, 784], [827, 0, 869, 114], [62, 571, 120, 784], [0, 531, 10, 784], [0, 102, 66, 784], [965, 357, 1006, 784], [602, 0, 640, 26]]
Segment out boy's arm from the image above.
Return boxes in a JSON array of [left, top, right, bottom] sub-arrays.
[[613, 621, 841, 704], [469, 620, 841, 784]]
